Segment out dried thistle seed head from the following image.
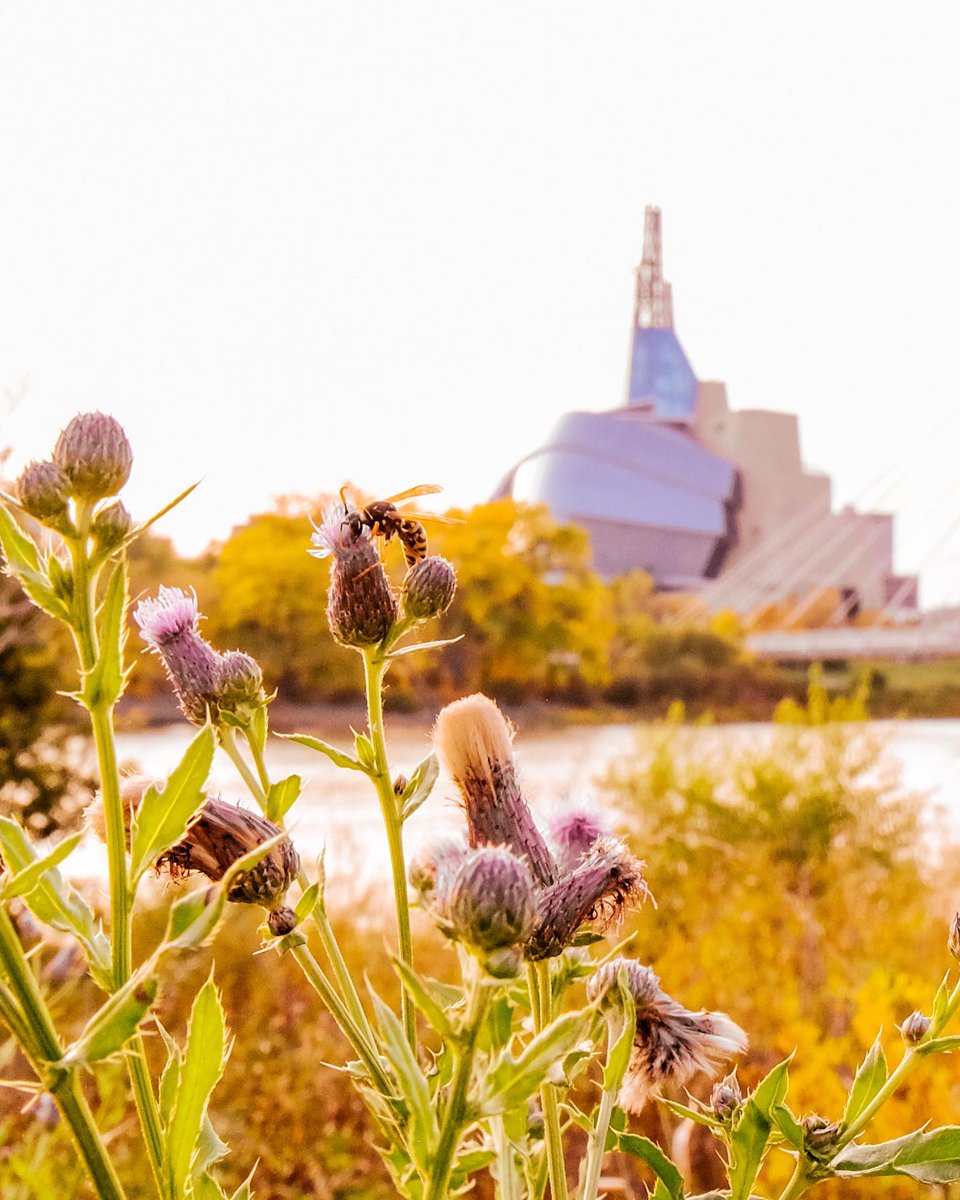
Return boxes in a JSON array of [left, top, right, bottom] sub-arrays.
[[134, 588, 223, 725], [612, 963, 747, 1115], [53, 412, 133, 500], [447, 846, 537, 954], [710, 1073, 743, 1121], [402, 555, 457, 620], [950, 913, 960, 961], [311, 511, 398, 646], [547, 807, 612, 875], [84, 775, 155, 844], [433, 695, 557, 888], [901, 1010, 932, 1045], [90, 500, 132, 551], [156, 797, 300, 918], [525, 838, 649, 961], [15, 460, 73, 529], [587, 957, 660, 1009]]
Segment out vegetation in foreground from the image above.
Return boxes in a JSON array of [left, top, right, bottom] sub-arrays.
[[1, 414, 960, 1200]]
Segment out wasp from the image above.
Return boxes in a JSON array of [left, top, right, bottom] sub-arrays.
[[340, 484, 461, 567]]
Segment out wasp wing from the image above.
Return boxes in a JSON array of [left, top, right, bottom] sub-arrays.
[[383, 484, 443, 504]]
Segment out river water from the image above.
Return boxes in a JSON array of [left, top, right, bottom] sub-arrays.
[[62, 718, 960, 896]]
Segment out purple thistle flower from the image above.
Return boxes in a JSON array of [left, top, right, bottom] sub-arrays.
[[433, 695, 558, 888], [310, 509, 398, 647], [134, 588, 223, 725], [546, 807, 613, 875], [525, 837, 648, 960], [588, 958, 747, 1114], [403, 555, 457, 620]]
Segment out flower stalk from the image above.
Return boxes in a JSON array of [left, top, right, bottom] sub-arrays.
[[425, 965, 491, 1200], [362, 642, 416, 1050], [0, 908, 127, 1200], [529, 961, 569, 1200]]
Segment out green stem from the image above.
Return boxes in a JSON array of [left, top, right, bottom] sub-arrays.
[[221, 727, 269, 808], [68, 536, 166, 1198], [0, 909, 128, 1200], [232, 727, 379, 1054], [581, 1087, 616, 1200], [493, 1114, 521, 1200], [776, 1159, 813, 1200], [289, 943, 396, 1107], [361, 644, 416, 1050], [425, 970, 490, 1200], [530, 961, 569, 1200]]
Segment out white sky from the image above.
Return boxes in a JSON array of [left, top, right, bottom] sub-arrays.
[[2, 4, 959, 604]]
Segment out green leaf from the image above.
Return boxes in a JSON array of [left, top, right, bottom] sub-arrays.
[[394, 958, 455, 1041], [130, 725, 215, 882], [399, 753, 439, 821], [388, 634, 464, 659], [370, 990, 436, 1171], [81, 559, 128, 709], [265, 774, 302, 823], [1, 832, 83, 900], [0, 505, 68, 620], [0, 817, 112, 989], [728, 1100, 774, 1200], [750, 1056, 792, 1118], [61, 969, 159, 1066], [165, 977, 229, 1197], [602, 969, 637, 1091], [658, 1098, 721, 1131], [483, 1009, 593, 1113], [843, 1034, 888, 1127], [295, 882, 320, 923], [194, 1115, 230, 1175], [613, 1131, 684, 1199], [195, 1176, 228, 1200], [279, 733, 367, 773], [833, 1128, 960, 1182], [354, 732, 376, 770], [915, 1034, 960, 1056], [229, 1166, 258, 1200], [157, 1021, 182, 1125], [932, 971, 951, 1024], [773, 1105, 804, 1150]]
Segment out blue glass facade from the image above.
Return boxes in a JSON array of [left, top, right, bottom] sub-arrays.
[[627, 328, 698, 421]]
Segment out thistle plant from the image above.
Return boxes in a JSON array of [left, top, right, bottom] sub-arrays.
[[2, 415, 960, 1200]]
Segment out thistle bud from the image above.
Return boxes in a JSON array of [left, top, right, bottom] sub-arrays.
[[91, 500, 132, 552], [802, 1114, 841, 1154], [526, 838, 648, 961], [216, 650, 266, 727], [403, 556, 457, 620], [433, 695, 558, 888], [711, 1073, 743, 1121], [134, 588, 223, 725], [547, 807, 612, 875], [408, 836, 466, 912], [53, 412, 133, 500], [15, 460, 73, 531], [157, 797, 300, 925], [949, 913, 960, 961], [310, 512, 398, 647], [901, 1010, 932, 1045], [447, 847, 537, 959]]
